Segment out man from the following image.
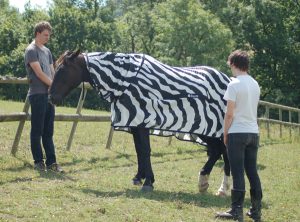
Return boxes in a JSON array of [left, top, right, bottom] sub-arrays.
[[216, 50, 262, 222], [24, 21, 63, 172]]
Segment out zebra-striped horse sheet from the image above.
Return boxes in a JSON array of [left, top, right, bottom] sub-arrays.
[[84, 52, 230, 143]]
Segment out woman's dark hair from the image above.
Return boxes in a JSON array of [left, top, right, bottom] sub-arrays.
[[228, 50, 249, 72]]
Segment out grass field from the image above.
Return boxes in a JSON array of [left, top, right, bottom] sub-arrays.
[[0, 100, 299, 222]]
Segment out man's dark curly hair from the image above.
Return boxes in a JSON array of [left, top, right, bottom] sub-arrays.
[[34, 21, 52, 36]]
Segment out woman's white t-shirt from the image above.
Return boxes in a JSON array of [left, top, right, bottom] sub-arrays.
[[224, 75, 260, 134]]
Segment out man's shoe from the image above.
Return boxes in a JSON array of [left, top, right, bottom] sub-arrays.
[[34, 162, 46, 172], [47, 163, 64, 173]]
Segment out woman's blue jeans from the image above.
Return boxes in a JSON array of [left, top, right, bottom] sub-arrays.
[[29, 94, 56, 166], [227, 133, 262, 192]]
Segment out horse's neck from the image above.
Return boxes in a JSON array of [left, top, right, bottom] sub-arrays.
[[88, 52, 131, 73], [87, 52, 132, 81], [86, 52, 134, 97]]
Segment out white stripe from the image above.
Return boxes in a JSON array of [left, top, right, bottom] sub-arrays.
[[157, 100, 174, 129], [168, 100, 184, 131], [114, 100, 130, 126], [180, 98, 195, 131]]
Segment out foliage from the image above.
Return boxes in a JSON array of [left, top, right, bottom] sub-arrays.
[[115, 2, 158, 54], [200, 0, 300, 107], [22, 6, 50, 44], [49, 0, 117, 56], [0, 0, 26, 76], [152, 0, 233, 68]]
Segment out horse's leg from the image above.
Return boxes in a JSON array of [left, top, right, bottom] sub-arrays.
[[201, 136, 231, 196], [221, 139, 230, 177], [216, 139, 231, 196], [131, 127, 145, 185], [132, 127, 154, 191], [198, 136, 222, 192]]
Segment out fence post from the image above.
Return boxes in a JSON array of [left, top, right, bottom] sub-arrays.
[[289, 111, 292, 139], [105, 126, 114, 149], [168, 137, 172, 146], [66, 85, 87, 151], [11, 96, 30, 156], [265, 106, 270, 138], [279, 109, 282, 138], [299, 112, 300, 135]]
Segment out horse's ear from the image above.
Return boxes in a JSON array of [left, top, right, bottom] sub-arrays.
[[74, 49, 81, 56], [69, 49, 81, 60], [64, 49, 81, 65]]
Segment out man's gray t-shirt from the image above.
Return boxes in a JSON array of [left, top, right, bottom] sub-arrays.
[[24, 42, 53, 96]]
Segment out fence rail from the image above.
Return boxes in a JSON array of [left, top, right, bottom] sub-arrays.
[[0, 113, 111, 122], [1, 76, 299, 155]]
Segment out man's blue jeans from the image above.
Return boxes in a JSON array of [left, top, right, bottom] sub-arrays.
[[29, 94, 56, 166], [227, 133, 262, 192]]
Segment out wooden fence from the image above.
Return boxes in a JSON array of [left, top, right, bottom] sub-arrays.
[[1, 76, 300, 155], [0, 76, 113, 155]]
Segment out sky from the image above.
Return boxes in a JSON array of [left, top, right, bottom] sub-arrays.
[[9, 0, 53, 12]]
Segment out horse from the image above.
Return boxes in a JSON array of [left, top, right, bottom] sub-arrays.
[[49, 50, 231, 192]]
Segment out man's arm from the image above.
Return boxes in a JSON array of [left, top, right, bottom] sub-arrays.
[[50, 64, 55, 79], [223, 100, 235, 145], [29, 61, 52, 86]]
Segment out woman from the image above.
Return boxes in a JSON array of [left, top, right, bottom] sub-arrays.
[[216, 50, 262, 222]]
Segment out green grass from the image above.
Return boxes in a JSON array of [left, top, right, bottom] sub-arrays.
[[0, 100, 300, 222]]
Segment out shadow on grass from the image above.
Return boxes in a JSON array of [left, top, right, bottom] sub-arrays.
[[92, 147, 204, 162], [0, 170, 77, 186], [76, 155, 201, 173], [0, 156, 77, 184], [80, 187, 231, 208], [67, 147, 205, 173], [67, 146, 267, 173], [0, 177, 35, 185], [38, 171, 77, 181], [88, 146, 205, 166], [80, 187, 266, 210], [4, 144, 208, 175]]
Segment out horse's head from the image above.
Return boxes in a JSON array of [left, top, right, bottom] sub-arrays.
[[49, 49, 89, 105]]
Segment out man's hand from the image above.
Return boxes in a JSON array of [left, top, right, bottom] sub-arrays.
[[29, 61, 52, 86], [223, 100, 235, 147]]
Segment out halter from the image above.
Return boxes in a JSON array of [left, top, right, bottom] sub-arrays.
[[82, 52, 91, 73], [81, 52, 90, 101], [136, 54, 145, 78]]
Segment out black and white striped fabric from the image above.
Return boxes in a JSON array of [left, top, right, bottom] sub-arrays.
[[84, 52, 230, 143]]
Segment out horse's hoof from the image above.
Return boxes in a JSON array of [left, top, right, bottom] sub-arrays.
[[141, 184, 154, 192], [215, 190, 227, 197], [198, 182, 209, 193], [198, 174, 209, 193], [132, 177, 143, 186]]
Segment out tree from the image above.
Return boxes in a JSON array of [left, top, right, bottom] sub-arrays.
[[115, 2, 157, 54], [0, 0, 26, 54], [152, 0, 234, 68], [49, 0, 117, 57], [200, 0, 300, 107]]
